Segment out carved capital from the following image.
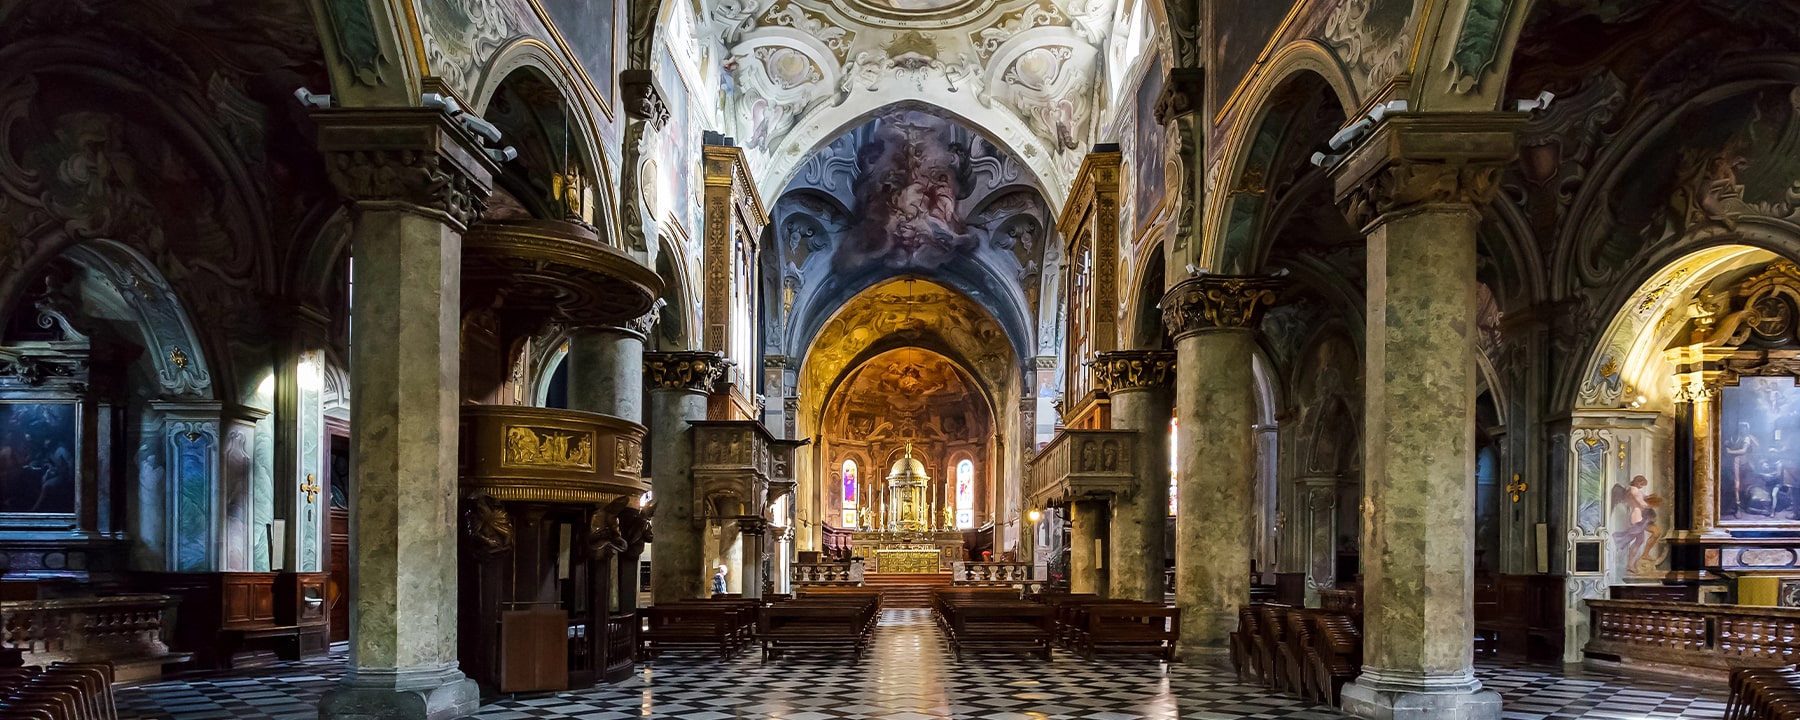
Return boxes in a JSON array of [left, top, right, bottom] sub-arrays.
[[626, 298, 665, 336], [644, 351, 731, 392], [1161, 275, 1282, 338], [314, 109, 497, 231], [1091, 350, 1176, 392], [621, 70, 670, 130], [1153, 68, 1205, 125], [738, 516, 768, 536], [1330, 113, 1525, 230]]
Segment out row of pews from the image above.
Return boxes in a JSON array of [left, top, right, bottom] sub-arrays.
[[931, 590, 1179, 661], [1730, 667, 1800, 720], [1230, 603, 1363, 707], [0, 663, 116, 720], [638, 590, 882, 662]]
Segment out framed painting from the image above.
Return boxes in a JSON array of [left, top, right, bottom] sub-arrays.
[[0, 401, 79, 521], [1719, 375, 1800, 525]]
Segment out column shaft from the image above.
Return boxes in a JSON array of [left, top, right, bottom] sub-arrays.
[[1174, 329, 1257, 654], [567, 327, 646, 423], [1069, 500, 1107, 595], [1107, 382, 1174, 602], [648, 386, 709, 603]]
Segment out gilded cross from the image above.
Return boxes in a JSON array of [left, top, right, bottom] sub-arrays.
[[301, 474, 321, 504], [1506, 474, 1528, 503]]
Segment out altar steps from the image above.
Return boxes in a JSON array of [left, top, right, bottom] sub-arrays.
[[864, 572, 953, 608]]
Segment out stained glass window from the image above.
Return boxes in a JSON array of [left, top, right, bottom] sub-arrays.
[[955, 459, 975, 529], [1169, 416, 1178, 516], [842, 460, 858, 527]]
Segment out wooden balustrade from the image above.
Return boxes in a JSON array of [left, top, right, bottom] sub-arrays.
[[1585, 599, 1800, 673], [0, 594, 188, 681], [791, 561, 863, 586]]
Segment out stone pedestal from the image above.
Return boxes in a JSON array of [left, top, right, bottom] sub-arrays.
[[1163, 276, 1279, 660], [1094, 351, 1175, 602], [313, 109, 495, 720], [1068, 500, 1107, 595], [645, 352, 728, 604], [1330, 114, 1520, 720]]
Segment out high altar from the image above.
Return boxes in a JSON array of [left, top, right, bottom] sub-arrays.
[[847, 445, 963, 572]]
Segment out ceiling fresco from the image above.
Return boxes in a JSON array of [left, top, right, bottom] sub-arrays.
[[823, 348, 990, 447], [714, 0, 1118, 198], [766, 110, 1053, 360]]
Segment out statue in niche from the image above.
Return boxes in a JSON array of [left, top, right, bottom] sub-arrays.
[[1079, 441, 1098, 471], [1101, 440, 1120, 471]]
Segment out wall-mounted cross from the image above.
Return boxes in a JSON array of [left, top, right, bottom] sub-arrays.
[[1506, 474, 1528, 503], [301, 474, 321, 504]]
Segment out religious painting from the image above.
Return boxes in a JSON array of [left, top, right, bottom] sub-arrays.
[[1133, 55, 1166, 234], [841, 459, 859, 527], [0, 403, 77, 515], [1609, 474, 1667, 575], [1211, 0, 1298, 113], [1720, 376, 1800, 523], [955, 459, 974, 529], [536, 0, 617, 107]]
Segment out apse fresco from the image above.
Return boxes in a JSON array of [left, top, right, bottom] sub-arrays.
[[0, 403, 77, 515], [1721, 376, 1800, 523]]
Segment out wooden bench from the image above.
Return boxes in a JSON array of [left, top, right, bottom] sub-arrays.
[[639, 606, 744, 660], [934, 590, 1052, 660], [1075, 604, 1179, 662], [1729, 666, 1800, 720], [757, 597, 880, 661], [0, 662, 116, 720]]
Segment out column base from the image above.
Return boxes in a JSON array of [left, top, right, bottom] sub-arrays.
[[1340, 669, 1500, 720], [1173, 644, 1231, 667], [319, 666, 479, 720]]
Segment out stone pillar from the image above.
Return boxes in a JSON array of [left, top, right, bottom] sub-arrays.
[[314, 109, 495, 720], [1330, 114, 1520, 720], [1068, 500, 1107, 595], [1094, 350, 1176, 602], [566, 306, 659, 423], [1163, 275, 1280, 659], [644, 351, 729, 604], [739, 517, 767, 599]]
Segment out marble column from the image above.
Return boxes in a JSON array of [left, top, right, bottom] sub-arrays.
[[738, 517, 767, 599], [1163, 275, 1280, 659], [645, 351, 729, 604], [1095, 350, 1176, 602], [1330, 114, 1520, 720], [566, 305, 659, 423], [314, 109, 495, 720], [1068, 500, 1107, 595]]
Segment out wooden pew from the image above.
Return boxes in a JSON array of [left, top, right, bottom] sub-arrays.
[[0, 662, 117, 720], [638, 606, 743, 660], [1075, 604, 1179, 662], [757, 596, 880, 661], [934, 590, 1053, 660]]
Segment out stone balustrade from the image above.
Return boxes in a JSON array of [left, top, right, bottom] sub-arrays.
[[1584, 599, 1800, 673], [1026, 428, 1138, 509], [952, 561, 1040, 589], [791, 560, 864, 586], [0, 593, 189, 680]]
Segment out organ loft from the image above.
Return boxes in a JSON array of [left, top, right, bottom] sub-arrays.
[[0, 1, 1797, 719]]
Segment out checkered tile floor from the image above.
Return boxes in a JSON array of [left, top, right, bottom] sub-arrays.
[[114, 609, 1729, 719]]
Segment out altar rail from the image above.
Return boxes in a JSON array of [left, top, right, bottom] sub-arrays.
[[952, 562, 1042, 591], [0, 594, 189, 678], [1584, 599, 1800, 671], [791, 561, 864, 586]]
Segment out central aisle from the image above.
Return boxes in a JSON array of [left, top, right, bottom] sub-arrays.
[[475, 609, 1337, 720]]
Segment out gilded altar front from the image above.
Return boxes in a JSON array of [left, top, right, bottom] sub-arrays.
[[875, 549, 943, 574]]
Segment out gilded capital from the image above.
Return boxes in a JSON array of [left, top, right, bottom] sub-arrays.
[[1330, 113, 1525, 230], [1161, 275, 1281, 338], [644, 351, 731, 392], [1092, 350, 1176, 392], [313, 108, 498, 231]]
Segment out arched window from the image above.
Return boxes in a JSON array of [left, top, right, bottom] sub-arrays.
[[841, 459, 858, 527], [1169, 416, 1178, 516], [955, 459, 975, 529]]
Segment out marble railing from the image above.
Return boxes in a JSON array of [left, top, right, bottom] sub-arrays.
[[0, 594, 187, 673], [459, 405, 648, 503], [1585, 599, 1800, 671], [952, 562, 1039, 588], [1026, 428, 1137, 509], [791, 561, 863, 585]]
